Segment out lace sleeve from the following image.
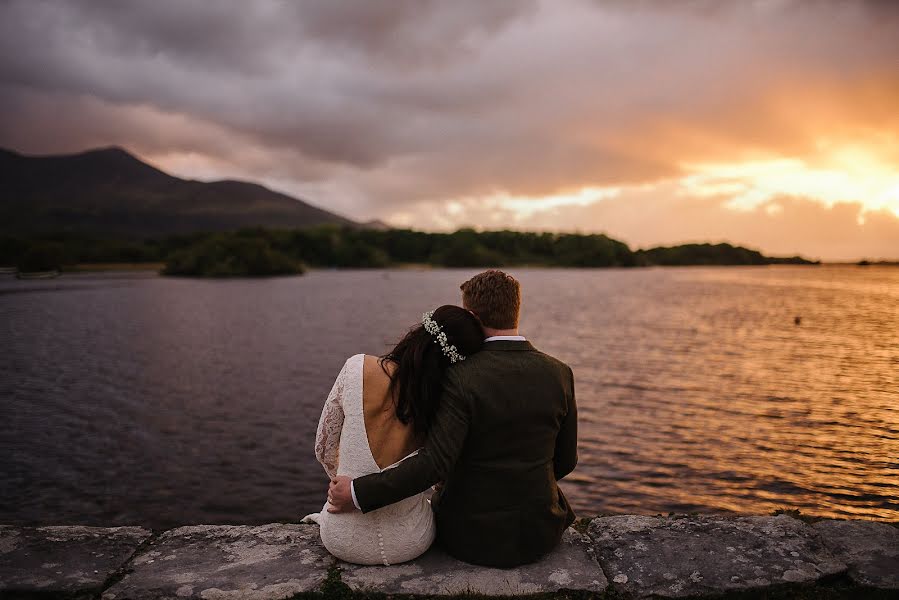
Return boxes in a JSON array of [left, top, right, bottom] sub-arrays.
[[314, 358, 349, 479]]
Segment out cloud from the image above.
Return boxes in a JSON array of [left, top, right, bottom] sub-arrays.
[[0, 0, 897, 258]]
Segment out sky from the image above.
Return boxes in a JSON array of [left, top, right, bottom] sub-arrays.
[[1, 0, 898, 260]]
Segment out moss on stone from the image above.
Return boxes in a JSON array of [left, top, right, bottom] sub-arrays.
[[318, 564, 355, 600]]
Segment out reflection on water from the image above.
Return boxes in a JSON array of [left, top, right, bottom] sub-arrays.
[[0, 266, 897, 528]]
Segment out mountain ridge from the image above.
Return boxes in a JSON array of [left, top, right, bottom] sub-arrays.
[[0, 146, 357, 236]]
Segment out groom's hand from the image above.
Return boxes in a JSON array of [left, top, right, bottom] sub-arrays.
[[327, 476, 358, 513]]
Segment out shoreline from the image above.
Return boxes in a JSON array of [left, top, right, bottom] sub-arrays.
[[67, 261, 166, 272], [4, 261, 897, 275]]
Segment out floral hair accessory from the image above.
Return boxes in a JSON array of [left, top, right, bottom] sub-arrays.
[[422, 311, 466, 363]]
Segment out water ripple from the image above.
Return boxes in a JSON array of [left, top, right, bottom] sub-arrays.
[[0, 266, 897, 528]]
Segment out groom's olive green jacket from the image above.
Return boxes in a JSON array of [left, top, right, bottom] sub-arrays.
[[354, 340, 578, 567]]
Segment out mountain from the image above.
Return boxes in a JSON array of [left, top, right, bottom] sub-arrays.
[[0, 146, 357, 236]]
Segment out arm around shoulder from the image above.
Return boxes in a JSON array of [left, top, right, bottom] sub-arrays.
[[353, 367, 471, 513]]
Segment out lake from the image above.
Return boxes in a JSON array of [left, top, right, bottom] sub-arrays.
[[1, 266, 897, 528]]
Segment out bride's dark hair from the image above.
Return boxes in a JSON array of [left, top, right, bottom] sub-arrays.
[[380, 305, 484, 437]]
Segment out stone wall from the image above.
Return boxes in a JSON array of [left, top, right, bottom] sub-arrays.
[[0, 515, 896, 599]]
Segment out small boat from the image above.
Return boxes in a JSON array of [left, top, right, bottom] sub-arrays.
[[15, 270, 61, 279], [0, 266, 17, 274]]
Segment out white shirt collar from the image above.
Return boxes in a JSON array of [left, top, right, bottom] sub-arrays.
[[484, 335, 527, 342]]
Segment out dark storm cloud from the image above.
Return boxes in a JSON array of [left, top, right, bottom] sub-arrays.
[[0, 0, 897, 258], [283, 1, 541, 64], [2, 0, 895, 174], [0, 0, 536, 166]]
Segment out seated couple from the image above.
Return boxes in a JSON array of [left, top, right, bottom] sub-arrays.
[[304, 269, 578, 568]]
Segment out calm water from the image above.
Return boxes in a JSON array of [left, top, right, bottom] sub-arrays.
[[1, 266, 897, 528]]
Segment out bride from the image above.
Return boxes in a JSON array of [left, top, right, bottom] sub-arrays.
[[305, 305, 484, 565]]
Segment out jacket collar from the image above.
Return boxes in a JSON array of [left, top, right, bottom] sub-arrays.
[[482, 340, 535, 352]]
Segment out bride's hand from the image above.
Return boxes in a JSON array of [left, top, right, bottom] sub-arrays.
[[327, 476, 358, 513]]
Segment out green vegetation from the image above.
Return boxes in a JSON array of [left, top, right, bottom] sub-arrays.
[[0, 227, 818, 274], [162, 233, 303, 277], [637, 243, 767, 266], [636, 243, 815, 266]]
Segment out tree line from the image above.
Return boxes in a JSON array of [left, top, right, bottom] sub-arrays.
[[0, 226, 816, 274]]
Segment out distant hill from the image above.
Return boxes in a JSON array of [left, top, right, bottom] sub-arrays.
[[0, 146, 357, 236], [636, 243, 817, 266]]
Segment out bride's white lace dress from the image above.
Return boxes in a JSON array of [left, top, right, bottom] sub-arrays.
[[305, 354, 435, 565]]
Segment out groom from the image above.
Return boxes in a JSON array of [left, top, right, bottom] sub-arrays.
[[328, 269, 578, 567]]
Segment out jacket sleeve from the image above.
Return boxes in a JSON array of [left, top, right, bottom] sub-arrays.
[[353, 368, 470, 513], [553, 366, 578, 480]]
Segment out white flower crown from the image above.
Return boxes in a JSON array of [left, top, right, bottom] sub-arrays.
[[422, 311, 466, 363]]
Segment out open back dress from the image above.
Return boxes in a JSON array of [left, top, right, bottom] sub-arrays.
[[305, 354, 435, 565]]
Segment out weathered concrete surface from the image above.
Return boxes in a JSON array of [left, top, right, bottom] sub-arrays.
[[102, 524, 331, 600], [589, 514, 846, 598], [0, 525, 150, 597], [338, 527, 608, 596], [813, 519, 899, 590]]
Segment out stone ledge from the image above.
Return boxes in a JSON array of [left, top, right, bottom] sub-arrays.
[[102, 524, 332, 600], [0, 516, 896, 600], [338, 528, 607, 596], [0, 525, 151, 598], [588, 514, 847, 598], [812, 519, 899, 590]]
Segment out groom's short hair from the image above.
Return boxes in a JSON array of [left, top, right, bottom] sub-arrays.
[[460, 270, 521, 329]]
